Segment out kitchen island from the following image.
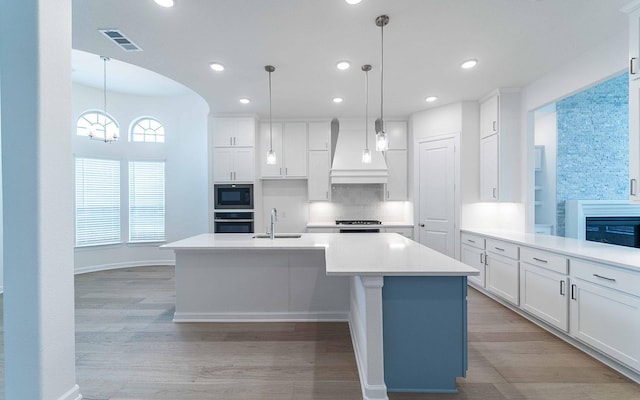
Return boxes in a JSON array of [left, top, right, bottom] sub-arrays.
[[161, 233, 478, 399]]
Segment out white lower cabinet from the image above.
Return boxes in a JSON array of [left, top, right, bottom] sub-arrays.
[[485, 240, 519, 306], [384, 227, 413, 239], [461, 233, 486, 287], [520, 262, 569, 331], [570, 259, 640, 371]]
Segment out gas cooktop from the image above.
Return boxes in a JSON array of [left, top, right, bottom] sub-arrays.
[[335, 220, 382, 225]]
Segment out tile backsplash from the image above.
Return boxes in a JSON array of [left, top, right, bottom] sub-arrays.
[[308, 184, 411, 222]]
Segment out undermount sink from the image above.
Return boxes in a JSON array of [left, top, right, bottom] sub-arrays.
[[252, 234, 302, 239]]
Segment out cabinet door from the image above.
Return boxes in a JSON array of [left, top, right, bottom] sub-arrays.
[[308, 151, 330, 201], [385, 120, 407, 150], [570, 279, 640, 371], [480, 94, 499, 138], [213, 118, 236, 147], [283, 122, 307, 177], [486, 252, 519, 306], [213, 147, 235, 181], [260, 122, 283, 177], [480, 135, 499, 201], [234, 147, 255, 181], [520, 263, 568, 331], [461, 245, 485, 288], [308, 121, 330, 151], [385, 150, 407, 201], [233, 117, 255, 147], [629, 9, 640, 81], [630, 80, 640, 203]]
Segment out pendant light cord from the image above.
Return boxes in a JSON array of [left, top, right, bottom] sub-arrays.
[[268, 69, 273, 151], [365, 68, 369, 150], [380, 20, 384, 126]]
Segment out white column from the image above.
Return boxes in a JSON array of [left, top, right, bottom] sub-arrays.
[[0, 1, 80, 399]]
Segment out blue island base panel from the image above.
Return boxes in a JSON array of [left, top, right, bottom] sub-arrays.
[[382, 276, 468, 393]]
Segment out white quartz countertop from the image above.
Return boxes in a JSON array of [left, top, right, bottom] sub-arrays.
[[307, 222, 413, 228], [162, 233, 477, 277], [462, 229, 640, 272]]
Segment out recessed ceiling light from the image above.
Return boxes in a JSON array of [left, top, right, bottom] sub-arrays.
[[239, 98, 251, 104], [425, 96, 438, 102], [332, 97, 344, 103], [154, 0, 175, 7], [345, 0, 362, 4], [461, 59, 478, 69], [336, 61, 351, 70], [209, 63, 225, 72]]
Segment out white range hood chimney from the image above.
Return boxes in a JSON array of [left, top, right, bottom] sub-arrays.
[[330, 119, 388, 184]]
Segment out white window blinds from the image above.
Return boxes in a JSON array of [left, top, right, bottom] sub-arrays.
[[129, 161, 165, 242], [75, 158, 121, 247]]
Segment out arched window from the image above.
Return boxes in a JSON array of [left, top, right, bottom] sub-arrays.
[[76, 111, 120, 141], [130, 117, 165, 143]]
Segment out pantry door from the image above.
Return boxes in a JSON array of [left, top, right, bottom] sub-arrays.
[[418, 136, 458, 258]]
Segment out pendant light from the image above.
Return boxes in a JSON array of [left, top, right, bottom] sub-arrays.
[[375, 15, 389, 152], [90, 56, 118, 143], [362, 64, 372, 164], [265, 65, 277, 165]]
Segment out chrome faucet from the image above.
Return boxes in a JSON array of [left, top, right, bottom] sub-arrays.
[[269, 208, 278, 239]]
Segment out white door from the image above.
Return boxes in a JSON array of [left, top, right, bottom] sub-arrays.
[[418, 138, 456, 257]]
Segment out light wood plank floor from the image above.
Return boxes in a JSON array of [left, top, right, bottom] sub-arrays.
[[0, 265, 639, 399]]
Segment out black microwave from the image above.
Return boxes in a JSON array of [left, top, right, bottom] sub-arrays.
[[214, 184, 253, 209]]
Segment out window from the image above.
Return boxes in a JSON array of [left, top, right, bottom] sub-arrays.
[[131, 117, 165, 143], [129, 161, 165, 242], [75, 158, 121, 247], [76, 111, 120, 141]]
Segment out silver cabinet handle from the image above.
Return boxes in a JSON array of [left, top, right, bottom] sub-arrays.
[[467, 239, 476, 243], [492, 187, 497, 199], [326, 191, 328, 200], [492, 121, 497, 132], [631, 179, 638, 196], [560, 280, 565, 296], [230, 171, 233, 180], [571, 284, 577, 300], [593, 274, 616, 282], [230, 137, 233, 146], [480, 253, 484, 264], [631, 58, 637, 75], [533, 257, 548, 264], [387, 190, 390, 199], [285, 167, 288, 175], [494, 247, 505, 252], [234, 137, 236, 146], [280, 168, 282, 176]]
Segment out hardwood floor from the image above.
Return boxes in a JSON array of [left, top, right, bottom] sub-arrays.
[[0, 265, 639, 399]]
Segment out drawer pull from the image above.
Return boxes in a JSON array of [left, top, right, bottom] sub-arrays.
[[467, 239, 476, 243], [480, 253, 484, 264], [494, 247, 505, 252], [631, 57, 638, 75], [560, 280, 565, 296], [532, 257, 548, 264], [593, 274, 616, 282], [571, 284, 577, 300]]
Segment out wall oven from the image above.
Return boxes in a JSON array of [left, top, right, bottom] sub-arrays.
[[214, 211, 254, 233], [214, 184, 253, 210]]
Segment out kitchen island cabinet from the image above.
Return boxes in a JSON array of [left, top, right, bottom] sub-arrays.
[[162, 232, 478, 399]]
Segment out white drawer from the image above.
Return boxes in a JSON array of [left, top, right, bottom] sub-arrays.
[[385, 227, 413, 239], [520, 246, 568, 275], [572, 259, 640, 297], [461, 232, 485, 250], [486, 239, 519, 260]]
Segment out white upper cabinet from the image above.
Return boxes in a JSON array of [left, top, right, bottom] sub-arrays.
[[385, 120, 407, 150], [385, 150, 407, 200], [260, 121, 308, 178], [308, 150, 330, 201], [480, 94, 499, 138], [213, 117, 255, 147], [625, 3, 640, 202], [213, 147, 255, 182], [308, 121, 331, 151], [478, 89, 521, 202]]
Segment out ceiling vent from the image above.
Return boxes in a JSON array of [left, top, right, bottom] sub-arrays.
[[98, 29, 143, 52]]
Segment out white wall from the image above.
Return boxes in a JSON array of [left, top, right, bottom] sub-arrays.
[[72, 83, 209, 273]]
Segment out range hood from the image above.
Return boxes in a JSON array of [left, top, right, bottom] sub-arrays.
[[330, 119, 388, 184]]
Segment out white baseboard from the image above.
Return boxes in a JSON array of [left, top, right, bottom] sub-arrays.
[[58, 384, 81, 400], [173, 311, 349, 323], [74, 260, 175, 275]]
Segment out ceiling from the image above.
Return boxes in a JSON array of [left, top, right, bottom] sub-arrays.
[[72, 0, 629, 119]]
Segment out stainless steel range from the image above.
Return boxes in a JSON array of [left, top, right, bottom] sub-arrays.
[[335, 219, 382, 233]]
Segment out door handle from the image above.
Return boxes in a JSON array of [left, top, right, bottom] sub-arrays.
[[631, 58, 637, 75], [492, 187, 497, 199], [570, 284, 577, 300], [492, 120, 497, 132], [419, 223, 425, 227], [560, 280, 565, 296]]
